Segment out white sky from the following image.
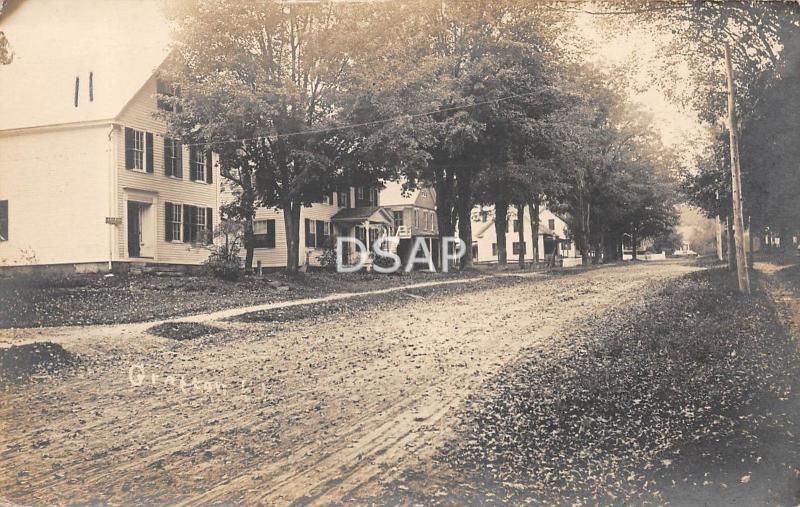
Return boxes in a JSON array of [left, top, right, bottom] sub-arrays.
[[575, 12, 709, 154]]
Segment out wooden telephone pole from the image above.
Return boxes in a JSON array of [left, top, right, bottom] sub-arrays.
[[724, 42, 751, 294]]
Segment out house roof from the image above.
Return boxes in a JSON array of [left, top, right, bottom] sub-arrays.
[[331, 206, 393, 224], [474, 217, 558, 239], [0, 0, 170, 131], [380, 181, 419, 206]]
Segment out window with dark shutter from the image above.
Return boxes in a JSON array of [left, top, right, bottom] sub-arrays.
[[164, 139, 183, 178], [205, 151, 213, 184], [124, 127, 134, 169], [253, 219, 277, 249], [305, 219, 316, 247], [145, 132, 154, 173], [183, 205, 193, 243], [0, 200, 8, 241], [206, 208, 213, 244], [315, 220, 324, 248], [165, 202, 173, 241]]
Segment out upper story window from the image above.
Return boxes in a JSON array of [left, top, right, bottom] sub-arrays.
[[157, 79, 182, 112], [124, 127, 153, 173], [164, 138, 183, 178], [369, 188, 379, 206], [513, 219, 521, 233], [189, 147, 212, 183], [414, 209, 420, 228], [480, 210, 489, 222], [322, 194, 332, 205], [338, 190, 350, 208], [0, 200, 8, 241], [393, 211, 403, 227], [548, 218, 556, 231]]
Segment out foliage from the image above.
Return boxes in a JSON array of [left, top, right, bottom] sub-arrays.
[[316, 245, 338, 271], [204, 221, 244, 281]]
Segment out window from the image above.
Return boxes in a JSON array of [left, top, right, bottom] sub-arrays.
[[338, 191, 350, 208], [156, 79, 182, 112], [427, 211, 433, 230], [253, 219, 276, 248], [305, 219, 330, 248], [0, 200, 7, 241], [164, 138, 183, 178], [133, 130, 144, 169], [164, 203, 183, 242], [191, 148, 206, 182], [548, 218, 556, 231], [181, 205, 212, 244], [370, 188, 379, 205], [124, 128, 153, 173], [393, 211, 404, 227], [414, 209, 420, 228], [357, 187, 365, 200], [513, 242, 526, 255], [513, 219, 521, 233], [322, 194, 332, 205], [480, 211, 489, 223], [492, 243, 497, 257], [194, 206, 208, 243]]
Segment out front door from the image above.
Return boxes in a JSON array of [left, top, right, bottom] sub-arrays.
[[127, 201, 141, 258]]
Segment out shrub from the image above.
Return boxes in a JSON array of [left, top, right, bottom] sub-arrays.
[[318, 245, 338, 270], [204, 220, 244, 281], [372, 253, 399, 273]]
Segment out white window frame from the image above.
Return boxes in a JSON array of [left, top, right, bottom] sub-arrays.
[[192, 149, 207, 182], [194, 206, 207, 243], [414, 209, 419, 228], [323, 221, 331, 237], [171, 203, 183, 242], [357, 187, 365, 200], [166, 139, 181, 178], [132, 130, 145, 171], [393, 210, 403, 227]]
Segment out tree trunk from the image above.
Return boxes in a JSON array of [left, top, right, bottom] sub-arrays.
[[434, 167, 456, 238], [456, 167, 474, 269], [243, 219, 255, 271], [579, 201, 590, 266], [494, 200, 509, 266], [284, 200, 302, 274], [516, 203, 526, 268], [528, 200, 540, 268], [603, 234, 616, 263]]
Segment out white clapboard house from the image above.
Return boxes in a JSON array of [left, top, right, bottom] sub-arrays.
[[0, 0, 220, 273]]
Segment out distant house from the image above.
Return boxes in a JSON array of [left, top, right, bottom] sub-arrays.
[[0, 0, 220, 273], [379, 182, 439, 267], [247, 186, 393, 269], [470, 205, 580, 266]]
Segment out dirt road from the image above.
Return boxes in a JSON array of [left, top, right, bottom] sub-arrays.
[[0, 262, 698, 506]]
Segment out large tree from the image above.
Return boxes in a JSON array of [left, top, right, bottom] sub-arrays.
[[162, 0, 382, 272]]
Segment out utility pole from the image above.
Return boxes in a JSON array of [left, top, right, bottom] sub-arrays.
[[724, 42, 750, 294], [715, 191, 724, 261]]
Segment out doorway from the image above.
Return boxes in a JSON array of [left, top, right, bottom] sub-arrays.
[[127, 200, 154, 258]]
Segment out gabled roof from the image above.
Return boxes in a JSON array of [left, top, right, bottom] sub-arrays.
[[380, 181, 420, 206], [331, 206, 394, 224], [0, 0, 170, 131]]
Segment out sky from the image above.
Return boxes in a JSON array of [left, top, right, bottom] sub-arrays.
[[574, 11, 709, 154]]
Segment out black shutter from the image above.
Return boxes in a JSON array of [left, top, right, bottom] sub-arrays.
[[305, 219, 313, 247], [206, 208, 213, 244], [0, 200, 7, 241], [205, 150, 213, 184], [183, 205, 192, 243], [164, 138, 172, 176], [124, 127, 134, 169], [165, 202, 173, 241], [316, 220, 324, 248], [145, 132, 154, 173], [175, 141, 183, 178], [188, 146, 196, 180], [266, 219, 276, 248]]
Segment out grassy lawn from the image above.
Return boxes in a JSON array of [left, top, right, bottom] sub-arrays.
[[0, 269, 481, 329], [384, 267, 800, 505]]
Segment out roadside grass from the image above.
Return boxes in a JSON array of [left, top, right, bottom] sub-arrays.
[[384, 268, 800, 505], [0, 269, 482, 329]]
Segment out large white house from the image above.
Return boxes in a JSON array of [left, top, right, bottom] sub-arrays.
[[0, 0, 220, 273], [470, 205, 582, 267]]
